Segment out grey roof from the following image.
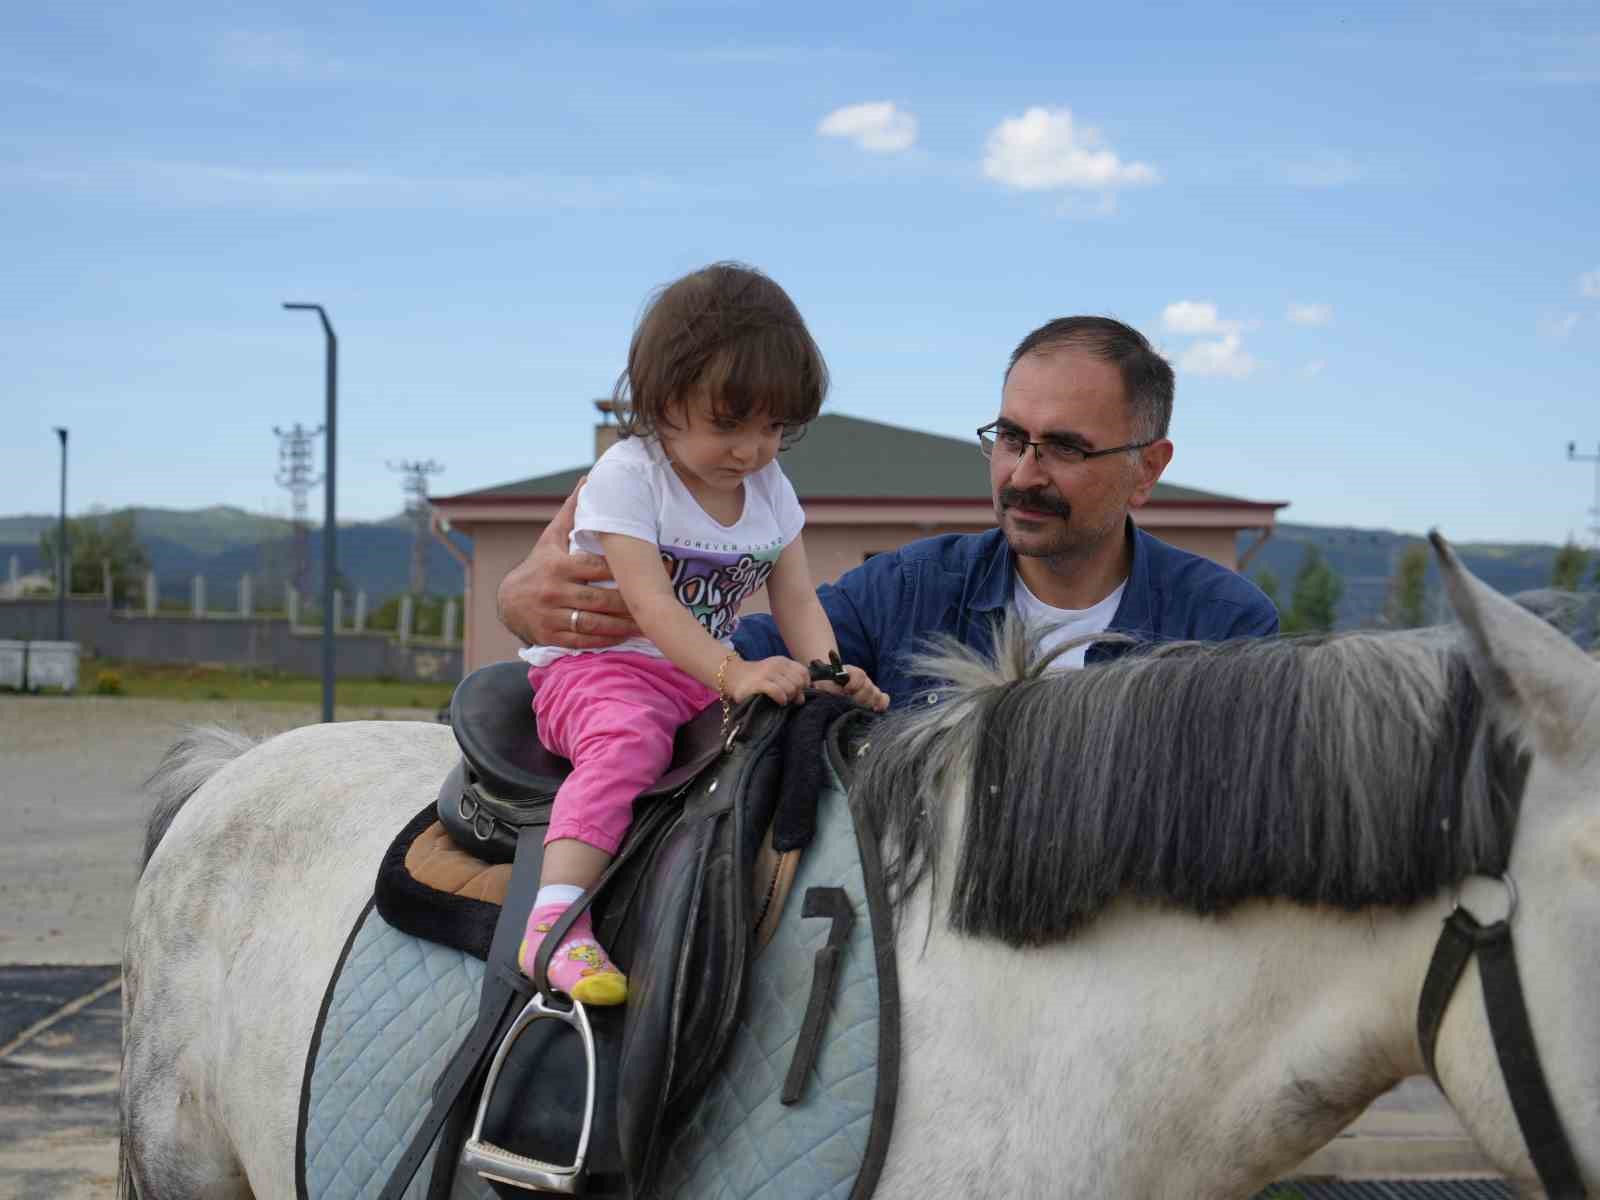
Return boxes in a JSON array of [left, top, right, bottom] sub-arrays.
[[437, 413, 1271, 506], [1253, 1181, 1511, 1199]]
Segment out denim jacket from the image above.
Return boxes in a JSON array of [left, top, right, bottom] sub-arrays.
[[734, 520, 1278, 709]]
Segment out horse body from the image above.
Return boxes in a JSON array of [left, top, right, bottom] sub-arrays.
[[120, 541, 1600, 1198]]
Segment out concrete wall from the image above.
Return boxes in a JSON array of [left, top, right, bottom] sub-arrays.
[[0, 598, 461, 683]]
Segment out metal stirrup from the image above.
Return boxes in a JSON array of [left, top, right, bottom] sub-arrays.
[[459, 992, 599, 1193]]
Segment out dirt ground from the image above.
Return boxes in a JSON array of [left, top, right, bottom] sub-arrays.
[[0, 695, 438, 1199]]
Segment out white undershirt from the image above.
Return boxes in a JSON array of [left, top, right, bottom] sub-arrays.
[[1011, 575, 1127, 670]]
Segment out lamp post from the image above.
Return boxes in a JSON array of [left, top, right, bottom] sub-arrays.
[[53, 427, 67, 640], [283, 303, 337, 722]]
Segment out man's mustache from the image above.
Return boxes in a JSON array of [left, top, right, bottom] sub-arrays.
[[999, 487, 1071, 518]]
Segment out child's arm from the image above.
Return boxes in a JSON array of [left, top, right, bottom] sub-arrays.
[[767, 537, 890, 711], [596, 533, 810, 706]]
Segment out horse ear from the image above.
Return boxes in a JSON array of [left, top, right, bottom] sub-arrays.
[[1431, 530, 1600, 755]]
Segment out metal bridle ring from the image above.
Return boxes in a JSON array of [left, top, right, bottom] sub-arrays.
[[1451, 872, 1519, 925]]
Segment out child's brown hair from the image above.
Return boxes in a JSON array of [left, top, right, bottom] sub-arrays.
[[614, 262, 828, 444]]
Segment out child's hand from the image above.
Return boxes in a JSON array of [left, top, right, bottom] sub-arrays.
[[723, 656, 811, 707], [814, 665, 889, 713]]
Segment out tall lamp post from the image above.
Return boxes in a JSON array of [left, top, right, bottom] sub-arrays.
[[283, 303, 337, 723], [53, 427, 67, 640]]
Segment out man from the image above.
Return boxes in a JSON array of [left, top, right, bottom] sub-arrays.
[[497, 316, 1277, 708]]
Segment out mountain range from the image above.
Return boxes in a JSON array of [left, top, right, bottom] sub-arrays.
[[0, 505, 1592, 629]]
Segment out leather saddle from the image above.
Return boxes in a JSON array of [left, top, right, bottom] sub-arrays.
[[405, 660, 831, 1200], [437, 660, 732, 863]]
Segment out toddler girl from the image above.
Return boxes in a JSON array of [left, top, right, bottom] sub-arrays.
[[518, 262, 888, 1004]]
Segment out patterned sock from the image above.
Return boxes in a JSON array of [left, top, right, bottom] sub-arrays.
[[519, 901, 628, 1006]]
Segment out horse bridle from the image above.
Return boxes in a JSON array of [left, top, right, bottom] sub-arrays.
[[1416, 873, 1587, 1198]]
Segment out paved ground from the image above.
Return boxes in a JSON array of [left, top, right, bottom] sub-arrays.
[[0, 694, 1503, 1196]]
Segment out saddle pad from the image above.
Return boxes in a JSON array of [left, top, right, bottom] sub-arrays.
[[301, 742, 890, 1200], [298, 898, 496, 1200]]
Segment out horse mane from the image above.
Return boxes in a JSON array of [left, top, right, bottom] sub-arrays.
[[852, 618, 1531, 947]]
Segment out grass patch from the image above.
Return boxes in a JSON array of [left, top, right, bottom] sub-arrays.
[[79, 656, 456, 710]]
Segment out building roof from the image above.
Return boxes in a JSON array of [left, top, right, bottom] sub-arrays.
[[434, 413, 1279, 509]]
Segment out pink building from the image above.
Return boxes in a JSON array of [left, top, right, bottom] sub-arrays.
[[431, 412, 1287, 673]]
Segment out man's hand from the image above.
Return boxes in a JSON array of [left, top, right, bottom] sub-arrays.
[[815, 665, 890, 713], [495, 483, 641, 649], [722, 656, 812, 707]]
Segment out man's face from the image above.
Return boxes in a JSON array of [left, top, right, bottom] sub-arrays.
[[991, 350, 1171, 563]]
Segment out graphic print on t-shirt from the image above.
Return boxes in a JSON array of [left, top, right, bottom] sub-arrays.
[[660, 537, 783, 639]]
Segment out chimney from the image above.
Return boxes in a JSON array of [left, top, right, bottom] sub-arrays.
[[593, 399, 620, 461]]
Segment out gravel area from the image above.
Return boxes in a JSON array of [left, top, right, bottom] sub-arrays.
[[0, 694, 439, 966]]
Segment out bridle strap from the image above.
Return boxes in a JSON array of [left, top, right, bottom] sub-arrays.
[[1417, 907, 1586, 1198]]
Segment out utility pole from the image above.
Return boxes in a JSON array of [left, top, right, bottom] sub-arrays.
[[53, 427, 67, 640], [283, 302, 337, 723], [274, 422, 324, 597], [1568, 442, 1600, 548], [388, 459, 444, 595]]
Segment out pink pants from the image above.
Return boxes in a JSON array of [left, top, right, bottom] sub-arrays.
[[530, 652, 720, 855]]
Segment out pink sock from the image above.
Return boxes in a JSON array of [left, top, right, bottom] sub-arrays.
[[519, 902, 628, 1006]]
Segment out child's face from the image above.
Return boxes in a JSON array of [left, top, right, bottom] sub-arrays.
[[660, 389, 785, 494]]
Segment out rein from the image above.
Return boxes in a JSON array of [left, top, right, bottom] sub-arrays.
[[1416, 874, 1586, 1198]]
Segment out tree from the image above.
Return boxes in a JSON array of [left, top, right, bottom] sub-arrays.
[[1551, 539, 1590, 591], [38, 509, 149, 602], [1282, 546, 1344, 634], [1385, 542, 1430, 628], [1253, 567, 1280, 610]]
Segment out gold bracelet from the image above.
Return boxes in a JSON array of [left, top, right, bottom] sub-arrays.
[[714, 651, 741, 735]]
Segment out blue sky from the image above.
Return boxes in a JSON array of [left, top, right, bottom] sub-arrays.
[[3, 1, 1598, 544]]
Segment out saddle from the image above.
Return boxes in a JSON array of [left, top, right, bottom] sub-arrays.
[[379, 661, 867, 1200]]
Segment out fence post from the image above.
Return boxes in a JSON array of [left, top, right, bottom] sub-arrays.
[[287, 586, 300, 628], [443, 598, 458, 644], [102, 559, 113, 608], [146, 570, 157, 616], [399, 594, 414, 646], [332, 589, 344, 632], [192, 575, 206, 617], [240, 573, 253, 619], [354, 590, 367, 632]]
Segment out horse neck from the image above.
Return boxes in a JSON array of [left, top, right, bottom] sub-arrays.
[[890, 887, 1449, 1199]]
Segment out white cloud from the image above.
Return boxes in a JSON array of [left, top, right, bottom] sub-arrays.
[[982, 107, 1158, 192], [1287, 302, 1333, 327], [1283, 152, 1363, 189], [1179, 333, 1258, 379], [1162, 300, 1249, 336], [1581, 268, 1600, 298], [817, 102, 918, 154], [1540, 312, 1581, 339], [1303, 360, 1327, 377]]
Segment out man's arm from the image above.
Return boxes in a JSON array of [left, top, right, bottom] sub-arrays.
[[495, 483, 641, 649]]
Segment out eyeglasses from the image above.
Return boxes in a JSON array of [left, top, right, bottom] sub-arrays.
[[976, 421, 1155, 469]]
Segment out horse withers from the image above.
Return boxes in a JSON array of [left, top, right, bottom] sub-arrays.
[[119, 535, 1600, 1199]]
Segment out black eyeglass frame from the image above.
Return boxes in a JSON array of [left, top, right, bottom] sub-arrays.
[[976, 421, 1157, 466]]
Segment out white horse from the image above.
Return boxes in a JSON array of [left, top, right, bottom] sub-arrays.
[[120, 537, 1600, 1199]]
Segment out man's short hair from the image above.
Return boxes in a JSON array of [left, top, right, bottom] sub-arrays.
[[1006, 316, 1174, 441]]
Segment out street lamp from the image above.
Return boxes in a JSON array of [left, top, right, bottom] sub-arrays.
[[283, 303, 337, 723], [53, 427, 67, 640]]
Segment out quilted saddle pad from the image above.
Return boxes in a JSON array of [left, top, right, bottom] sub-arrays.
[[297, 740, 896, 1200]]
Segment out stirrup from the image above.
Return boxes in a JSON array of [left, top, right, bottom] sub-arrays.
[[460, 992, 597, 1193]]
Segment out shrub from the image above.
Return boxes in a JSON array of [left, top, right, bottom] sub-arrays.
[[94, 670, 124, 696]]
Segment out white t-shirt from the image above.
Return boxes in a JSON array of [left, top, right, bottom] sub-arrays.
[[1011, 575, 1126, 671], [520, 436, 807, 668]]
